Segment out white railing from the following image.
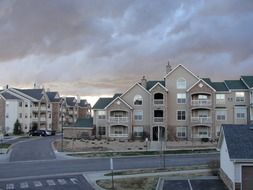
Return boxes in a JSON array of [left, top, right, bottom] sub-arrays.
[[32, 117, 39, 122], [109, 134, 128, 138], [154, 99, 164, 105], [191, 100, 212, 106], [40, 106, 47, 111], [32, 107, 39, 111], [109, 117, 129, 124], [216, 99, 225, 104], [154, 117, 164, 123], [192, 134, 211, 138], [191, 117, 212, 124], [40, 117, 46, 122]]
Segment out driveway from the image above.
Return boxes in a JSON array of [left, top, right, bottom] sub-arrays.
[[9, 136, 59, 162]]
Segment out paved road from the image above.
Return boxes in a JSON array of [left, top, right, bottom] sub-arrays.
[[9, 136, 58, 162], [0, 174, 93, 190]]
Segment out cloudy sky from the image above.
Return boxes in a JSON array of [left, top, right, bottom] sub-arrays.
[[0, 0, 252, 105]]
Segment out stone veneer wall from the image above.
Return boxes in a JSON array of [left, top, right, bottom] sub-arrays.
[[52, 103, 60, 132], [220, 168, 233, 190], [0, 98, 6, 134]]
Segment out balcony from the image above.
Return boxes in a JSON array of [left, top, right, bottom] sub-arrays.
[[154, 99, 164, 105], [191, 117, 212, 124], [40, 117, 46, 122], [154, 117, 164, 123], [191, 100, 212, 106], [32, 107, 39, 112], [109, 117, 129, 124], [32, 117, 39, 122], [109, 134, 128, 138], [68, 110, 74, 114]]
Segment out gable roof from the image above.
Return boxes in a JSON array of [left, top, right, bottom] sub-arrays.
[[46, 92, 61, 103], [122, 82, 151, 98], [202, 78, 229, 92], [221, 124, 253, 160], [92, 93, 122, 110], [164, 64, 199, 80], [105, 96, 133, 110], [78, 99, 90, 107], [65, 97, 77, 107], [241, 76, 253, 89], [146, 80, 166, 91], [187, 79, 216, 92], [1, 92, 21, 100], [13, 88, 45, 101], [224, 80, 248, 90]]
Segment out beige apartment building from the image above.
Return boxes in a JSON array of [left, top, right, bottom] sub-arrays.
[[93, 64, 253, 141]]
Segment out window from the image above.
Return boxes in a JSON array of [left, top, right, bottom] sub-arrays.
[[235, 107, 246, 119], [134, 127, 143, 137], [216, 110, 227, 121], [98, 126, 106, 135], [198, 95, 208, 99], [177, 78, 186, 89], [177, 127, 186, 138], [25, 114, 28, 118], [134, 110, 143, 121], [235, 92, 245, 102], [177, 110, 186, 120], [154, 93, 164, 105], [19, 113, 22, 118], [6, 114, 9, 118], [177, 93, 186, 104], [48, 114, 51, 118], [134, 95, 143, 105], [216, 94, 225, 104], [19, 102, 22, 107], [25, 103, 28, 107], [198, 128, 208, 136], [97, 111, 106, 119]]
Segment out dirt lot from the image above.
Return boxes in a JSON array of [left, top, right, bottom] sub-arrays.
[[55, 139, 217, 152]]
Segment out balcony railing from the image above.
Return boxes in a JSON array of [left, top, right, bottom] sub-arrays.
[[109, 134, 128, 138], [154, 117, 164, 123], [40, 106, 47, 112], [109, 117, 129, 124], [191, 117, 212, 124], [154, 99, 164, 105], [191, 100, 212, 106], [192, 134, 211, 138], [216, 99, 225, 104]]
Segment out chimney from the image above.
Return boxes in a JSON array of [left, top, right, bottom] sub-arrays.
[[141, 76, 147, 88], [4, 84, 9, 89], [166, 61, 172, 74], [77, 95, 80, 104]]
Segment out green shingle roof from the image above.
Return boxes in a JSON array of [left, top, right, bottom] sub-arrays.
[[224, 80, 248, 90], [73, 118, 93, 128], [146, 81, 165, 90], [241, 76, 253, 88], [202, 78, 228, 91], [93, 94, 122, 109]]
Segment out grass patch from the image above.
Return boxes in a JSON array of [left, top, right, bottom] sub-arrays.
[[104, 164, 209, 176], [0, 143, 11, 149], [68, 148, 217, 158], [97, 176, 158, 190]]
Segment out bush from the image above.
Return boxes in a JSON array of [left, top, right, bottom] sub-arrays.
[[13, 119, 23, 135]]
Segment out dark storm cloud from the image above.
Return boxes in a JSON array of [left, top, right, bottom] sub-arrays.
[[0, 0, 252, 104]]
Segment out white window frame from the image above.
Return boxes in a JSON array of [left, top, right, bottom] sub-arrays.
[[235, 107, 246, 119], [133, 95, 143, 106], [216, 94, 225, 104], [177, 93, 186, 104], [134, 110, 143, 121], [176, 127, 186, 138], [198, 94, 208, 99], [98, 126, 106, 135], [216, 110, 227, 121], [177, 78, 186, 89], [133, 126, 144, 137], [97, 110, 106, 120], [235, 92, 245, 102], [177, 110, 186, 121]]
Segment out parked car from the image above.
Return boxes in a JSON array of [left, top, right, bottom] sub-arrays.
[[45, 130, 56, 136], [29, 130, 47, 137]]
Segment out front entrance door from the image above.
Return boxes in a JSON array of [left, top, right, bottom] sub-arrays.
[[152, 126, 165, 141]]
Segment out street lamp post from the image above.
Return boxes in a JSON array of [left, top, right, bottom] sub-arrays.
[[61, 114, 64, 152]]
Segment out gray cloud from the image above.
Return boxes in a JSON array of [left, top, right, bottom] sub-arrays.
[[0, 0, 253, 104]]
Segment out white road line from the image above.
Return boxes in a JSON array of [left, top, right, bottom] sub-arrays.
[[46, 180, 56, 186], [57, 179, 67, 185], [6, 184, 14, 190], [20, 182, 29, 188], [70, 178, 79, 184], [33, 181, 42, 187], [188, 179, 193, 190]]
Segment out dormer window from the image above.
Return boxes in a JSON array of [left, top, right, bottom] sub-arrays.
[[177, 78, 186, 89], [134, 95, 143, 105]]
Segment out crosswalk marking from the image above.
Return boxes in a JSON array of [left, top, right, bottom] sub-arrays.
[[6, 184, 14, 190], [33, 181, 42, 187], [70, 178, 79, 184], [46, 180, 56, 186], [20, 182, 29, 188], [57, 179, 67, 185]]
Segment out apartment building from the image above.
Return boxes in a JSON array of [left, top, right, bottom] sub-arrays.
[[93, 64, 253, 141]]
